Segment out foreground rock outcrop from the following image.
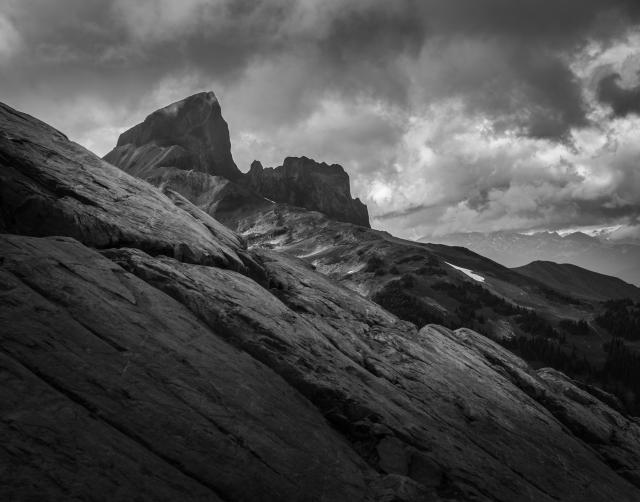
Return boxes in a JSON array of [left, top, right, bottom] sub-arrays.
[[104, 91, 242, 181], [0, 102, 247, 270], [0, 234, 375, 501], [3, 101, 640, 501], [245, 157, 370, 227]]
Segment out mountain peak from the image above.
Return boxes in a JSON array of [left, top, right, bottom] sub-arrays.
[[129, 91, 220, 134], [244, 156, 370, 227], [105, 90, 241, 180], [105, 95, 369, 227], [281, 156, 349, 177], [249, 159, 263, 172]]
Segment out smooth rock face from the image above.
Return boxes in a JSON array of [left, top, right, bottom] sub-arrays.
[[4, 99, 640, 501], [104, 92, 242, 181], [106, 246, 640, 501], [453, 328, 640, 488], [0, 234, 373, 502], [245, 157, 371, 227]]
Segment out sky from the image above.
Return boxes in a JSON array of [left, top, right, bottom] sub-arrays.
[[2, 0, 640, 241]]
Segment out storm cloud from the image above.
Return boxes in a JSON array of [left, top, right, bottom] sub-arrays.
[[597, 72, 640, 117], [2, 0, 640, 238]]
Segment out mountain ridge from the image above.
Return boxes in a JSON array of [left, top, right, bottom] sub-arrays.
[[423, 230, 640, 286], [105, 91, 242, 181], [245, 156, 370, 227], [515, 260, 640, 302]]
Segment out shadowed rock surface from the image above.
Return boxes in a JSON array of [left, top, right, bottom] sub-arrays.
[[0, 234, 373, 502], [104, 92, 241, 181], [146, 166, 272, 225], [4, 100, 640, 501], [244, 157, 370, 227]]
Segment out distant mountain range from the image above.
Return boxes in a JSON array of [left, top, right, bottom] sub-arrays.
[[422, 231, 640, 286]]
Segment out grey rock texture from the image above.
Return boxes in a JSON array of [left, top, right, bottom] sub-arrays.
[[453, 327, 640, 488], [3, 100, 640, 501], [0, 234, 373, 502], [104, 91, 242, 181], [245, 157, 370, 227]]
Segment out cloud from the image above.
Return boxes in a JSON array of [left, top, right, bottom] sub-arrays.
[[0, 12, 22, 64], [597, 72, 640, 116], [230, 92, 405, 169], [111, 0, 221, 43], [607, 223, 640, 241], [2, 0, 640, 240], [5, 0, 640, 136], [367, 99, 640, 238]]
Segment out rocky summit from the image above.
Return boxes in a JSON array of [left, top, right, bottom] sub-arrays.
[[104, 91, 242, 181], [4, 99, 640, 502], [245, 157, 371, 227], [104, 94, 371, 228]]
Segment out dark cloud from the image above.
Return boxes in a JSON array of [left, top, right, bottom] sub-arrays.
[[597, 72, 640, 116], [4, 0, 640, 139]]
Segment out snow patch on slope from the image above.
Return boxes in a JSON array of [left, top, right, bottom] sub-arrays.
[[298, 245, 332, 259], [446, 262, 485, 282]]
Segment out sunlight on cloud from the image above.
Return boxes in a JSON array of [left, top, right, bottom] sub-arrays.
[[367, 180, 394, 205], [370, 96, 640, 238]]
